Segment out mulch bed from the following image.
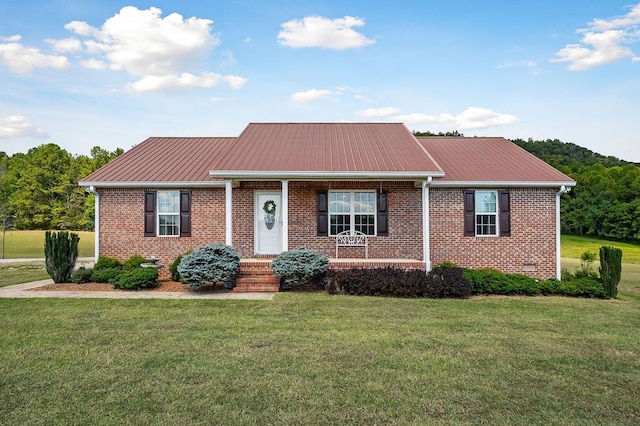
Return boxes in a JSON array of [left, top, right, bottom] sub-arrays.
[[31, 280, 228, 293]]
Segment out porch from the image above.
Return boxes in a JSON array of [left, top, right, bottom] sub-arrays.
[[233, 258, 426, 292]]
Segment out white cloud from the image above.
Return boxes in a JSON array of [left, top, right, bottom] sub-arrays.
[[291, 88, 333, 102], [552, 4, 640, 70], [0, 39, 69, 74], [278, 15, 375, 49], [355, 107, 400, 117], [64, 6, 245, 92], [45, 37, 82, 53], [394, 107, 518, 130], [0, 114, 47, 138], [0, 34, 22, 42], [127, 72, 247, 92], [80, 58, 108, 70]]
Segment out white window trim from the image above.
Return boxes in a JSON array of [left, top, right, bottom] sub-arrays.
[[157, 190, 180, 237], [475, 190, 499, 237], [329, 190, 377, 236]]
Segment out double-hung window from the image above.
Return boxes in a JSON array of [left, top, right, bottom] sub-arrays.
[[475, 190, 497, 236], [329, 191, 376, 235], [157, 191, 180, 236]]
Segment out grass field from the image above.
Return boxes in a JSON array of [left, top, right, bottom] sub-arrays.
[[1, 294, 638, 424], [561, 234, 640, 264], [1, 230, 94, 259]]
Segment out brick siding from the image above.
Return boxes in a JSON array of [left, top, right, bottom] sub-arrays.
[[97, 184, 557, 280], [430, 188, 557, 279]]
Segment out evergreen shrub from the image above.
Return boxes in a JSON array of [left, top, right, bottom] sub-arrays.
[[123, 255, 149, 271], [70, 267, 94, 284], [92, 268, 122, 283], [177, 243, 240, 289], [110, 267, 158, 290], [44, 231, 80, 283], [599, 246, 622, 298], [170, 250, 193, 282], [94, 256, 122, 271], [271, 247, 329, 287]]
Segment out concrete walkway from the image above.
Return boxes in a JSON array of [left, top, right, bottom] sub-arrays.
[[0, 279, 276, 300]]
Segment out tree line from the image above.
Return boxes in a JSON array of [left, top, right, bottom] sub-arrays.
[[2, 137, 639, 243], [0, 144, 123, 231]]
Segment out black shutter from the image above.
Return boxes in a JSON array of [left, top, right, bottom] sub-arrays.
[[377, 190, 389, 236], [144, 191, 156, 237], [317, 190, 328, 236], [499, 190, 511, 237], [463, 190, 475, 237], [180, 190, 191, 237]]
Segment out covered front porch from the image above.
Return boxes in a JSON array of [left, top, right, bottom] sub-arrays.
[[233, 258, 426, 292]]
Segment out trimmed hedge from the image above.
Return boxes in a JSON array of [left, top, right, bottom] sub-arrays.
[[110, 267, 158, 290], [123, 255, 149, 271], [326, 266, 471, 299], [70, 267, 94, 284], [94, 256, 122, 271], [91, 267, 122, 283]]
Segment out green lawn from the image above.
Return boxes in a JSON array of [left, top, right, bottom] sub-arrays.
[[1, 230, 94, 259], [1, 295, 638, 425], [0, 263, 49, 288], [561, 234, 640, 264]]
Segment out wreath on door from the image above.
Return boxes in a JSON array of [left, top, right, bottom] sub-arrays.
[[263, 200, 277, 214]]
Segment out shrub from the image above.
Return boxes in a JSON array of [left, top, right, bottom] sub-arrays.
[[123, 254, 149, 271], [44, 231, 80, 283], [70, 267, 93, 284], [575, 251, 598, 279], [94, 256, 122, 271], [110, 267, 158, 290], [169, 250, 193, 282], [177, 243, 240, 289], [92, 267, 123, 283], [325, 266, 471, 299], [599, 246, 622, 298], [271, 247, 329, 288]]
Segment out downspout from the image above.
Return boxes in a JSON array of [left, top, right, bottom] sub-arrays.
[[86, 186, 99, 261], [556, 185, 569, 280], [225, 180, 233, 246], [422, 177, 433, 271]]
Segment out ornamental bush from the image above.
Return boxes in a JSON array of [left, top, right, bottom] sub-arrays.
[[70, 267, 94, 284], [94, 256, 122, 271], [91, 267, 123, 283], [110, 267, 158, 290], [325, 266, 471, 299], [169, 250, 193, 282], [177, 243, 240, 289], [271, 247, 329, 287], [123, 254, 149, 271], [44, 231, 80, 283], [599, 246, 622, 298]]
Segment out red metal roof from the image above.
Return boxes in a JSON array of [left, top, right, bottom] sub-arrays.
[[209, 123, 443, 174], [417, 137, 574, 185], [80, 137, 235, 185]]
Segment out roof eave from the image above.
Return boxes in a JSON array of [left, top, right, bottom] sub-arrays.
[[78, 181, 226, 188], [208, 170, 446, 180], [430, 180, 577, 188]]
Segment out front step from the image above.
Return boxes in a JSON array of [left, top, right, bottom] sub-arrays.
[[233, 260, 280, 292]]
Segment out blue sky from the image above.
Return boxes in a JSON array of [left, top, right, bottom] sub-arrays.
[[1, 1, 639, 162]]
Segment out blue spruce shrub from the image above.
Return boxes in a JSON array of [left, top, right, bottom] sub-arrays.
[[271, 247, 329, 287], [177, 243, 240, 289]]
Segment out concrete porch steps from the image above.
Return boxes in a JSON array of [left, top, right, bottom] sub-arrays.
[[233, 260, 280, 293]]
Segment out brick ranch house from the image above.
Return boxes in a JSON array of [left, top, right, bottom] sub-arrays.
[[79, 123, 575, 290]]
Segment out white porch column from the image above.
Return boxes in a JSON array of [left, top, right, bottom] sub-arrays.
[[225, 180, 233, 246], [422, 177, 432, 271], [87, 186, 100, 260], [282, 180, 289, 252], [556, 186, 568, 280]]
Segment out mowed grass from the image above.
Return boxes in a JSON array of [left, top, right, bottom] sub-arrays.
[[1, 295, 639, 425], [561, 234, 640, 264], [0, 263, 49, 288], [0, 230, 94, 259]]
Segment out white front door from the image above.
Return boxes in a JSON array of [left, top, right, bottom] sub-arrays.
[[255, 191, 282, 254]]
